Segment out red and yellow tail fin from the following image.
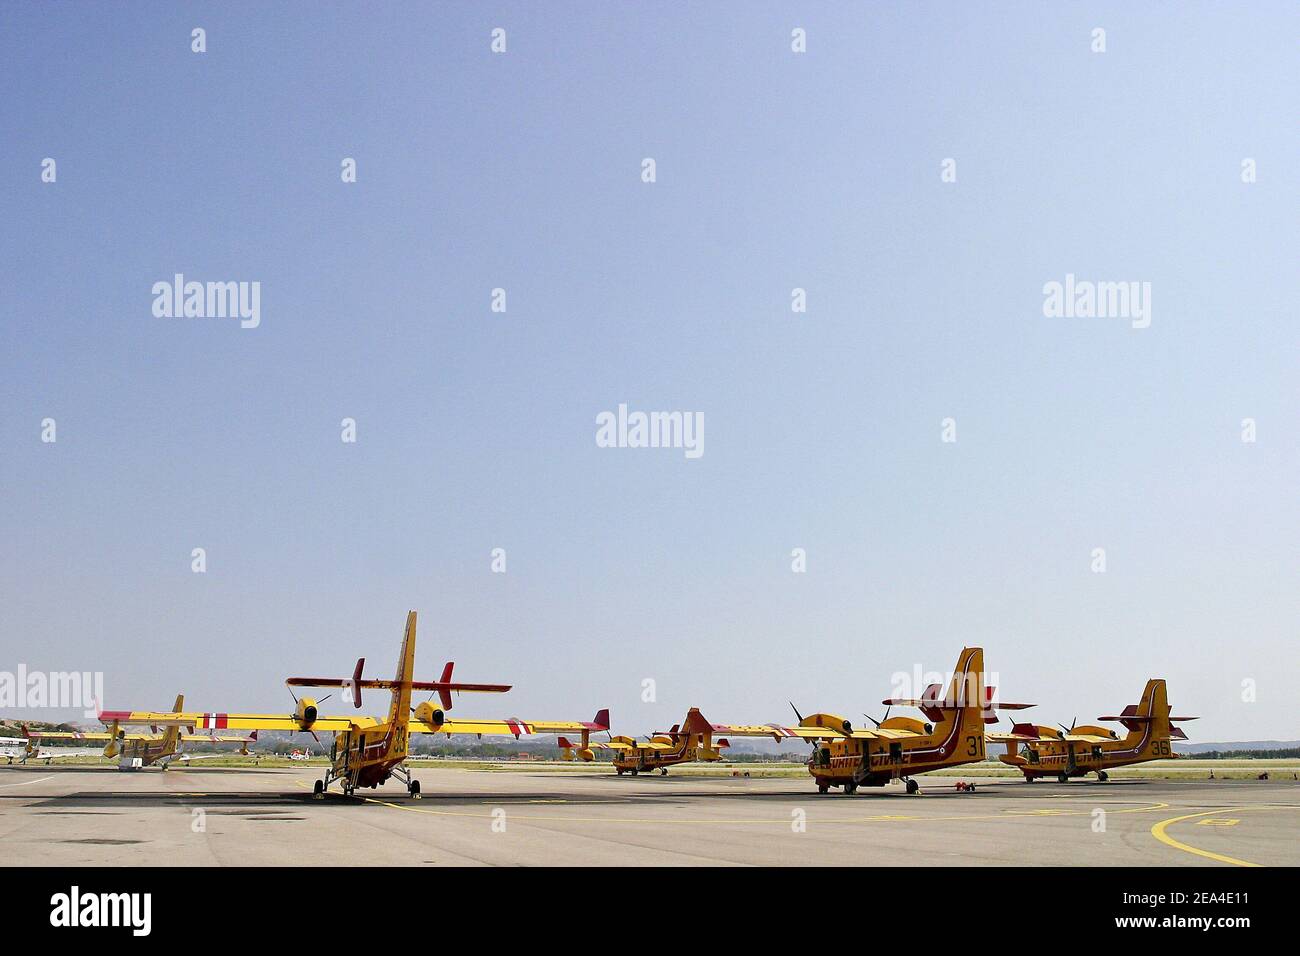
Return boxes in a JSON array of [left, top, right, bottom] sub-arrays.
[[1098, 679, 1200, 755], [386, 611, 418, 732], [161, 694, 184, 752]]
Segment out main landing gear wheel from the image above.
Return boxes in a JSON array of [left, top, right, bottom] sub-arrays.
[[905, 779, 920, 795], [313, 780, 324, 799], [408, 779, 421, 798], [615, 768, 625, 776], [817, 783, 829, 794], [1057, 773, 1069, 784], [1097, 771, 1109, 782], [844, 781, 858, 795], [660, 768, 668, 776]]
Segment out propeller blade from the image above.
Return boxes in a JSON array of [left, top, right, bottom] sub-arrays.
[[789, 701, 805, 723]]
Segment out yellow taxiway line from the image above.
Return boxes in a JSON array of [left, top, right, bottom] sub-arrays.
[[1148, 806, 1295, 867]]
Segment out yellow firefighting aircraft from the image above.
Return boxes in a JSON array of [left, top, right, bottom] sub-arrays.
[[99, 611, 610, 798], [558, 707, 765, 775], [988, 678, 1195, 782], [721, 647, 1033, 794], [18, 696, 256, 768]]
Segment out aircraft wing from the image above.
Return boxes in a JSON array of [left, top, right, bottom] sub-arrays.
[[410, 708, 610, 740], [705, 721, 789, 740], [98, 710, 360, 732], [763, 724, 883, 741], [410, 717, 574, 738], [24, 730, 140, 743], [25, 748, 104, 760], [180, 734, 257, 744]]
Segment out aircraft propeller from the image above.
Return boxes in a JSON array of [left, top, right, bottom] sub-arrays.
[[789, 702, 818, 751], [285, 687, 321, 743], [863, 705, 892, 728]]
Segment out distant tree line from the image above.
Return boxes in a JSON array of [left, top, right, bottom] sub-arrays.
[[1193, 748, 1300, 760]]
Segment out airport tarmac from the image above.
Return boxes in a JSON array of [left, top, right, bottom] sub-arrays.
[[1, 764, 1295, 866]]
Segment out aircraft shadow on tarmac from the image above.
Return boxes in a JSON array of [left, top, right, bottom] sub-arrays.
[[23, 792, 315, 810], [7, 777, 1176, 812], [0, 764, 294, 775]]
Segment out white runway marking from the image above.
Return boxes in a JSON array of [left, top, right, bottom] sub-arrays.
[[0, 774, 55, 788]]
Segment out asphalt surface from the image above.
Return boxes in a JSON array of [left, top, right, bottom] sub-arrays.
[[1, 764, 1295, 866]]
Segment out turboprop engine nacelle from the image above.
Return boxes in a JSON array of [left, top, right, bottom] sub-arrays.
[[295, 698, 319, 731], [556, 737, 595, 761], [413, 702, 447, 727]]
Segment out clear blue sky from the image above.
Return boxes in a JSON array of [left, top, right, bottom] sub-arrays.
[[1, 3, 1295, 740]]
